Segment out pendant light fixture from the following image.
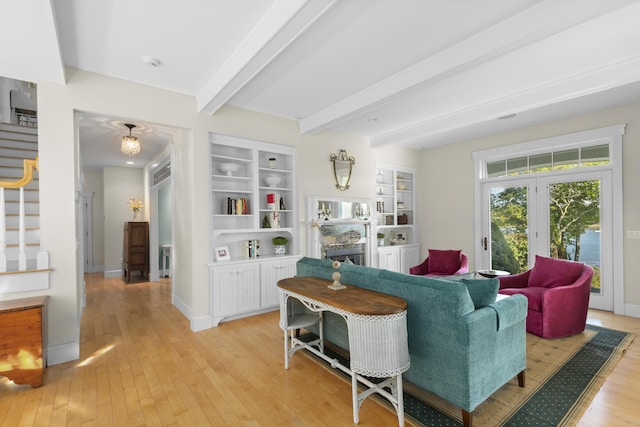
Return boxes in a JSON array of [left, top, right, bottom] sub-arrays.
[[121, 123, 141, 156]]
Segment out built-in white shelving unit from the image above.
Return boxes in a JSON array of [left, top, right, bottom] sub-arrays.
[[375, 163, 419, 273], [209, 133, 300, 326]]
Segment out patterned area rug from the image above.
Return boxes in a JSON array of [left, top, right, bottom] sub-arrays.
[[300, 324, 634, 426]]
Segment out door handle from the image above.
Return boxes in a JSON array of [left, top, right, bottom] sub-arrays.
[[482, 237, 488, 251]]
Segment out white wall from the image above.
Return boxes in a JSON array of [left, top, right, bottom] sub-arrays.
[[418, 102, 640, 313]]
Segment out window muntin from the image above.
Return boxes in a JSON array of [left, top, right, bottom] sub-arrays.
[[486, 144, 609, 178]]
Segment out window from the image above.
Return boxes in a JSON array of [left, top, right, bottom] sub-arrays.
[[473, 124, 625, 313], [486, 144, 609, 178]]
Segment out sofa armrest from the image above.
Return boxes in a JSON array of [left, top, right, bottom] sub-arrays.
[[489, 294, 528, 331], [498, 269, 531, 289]]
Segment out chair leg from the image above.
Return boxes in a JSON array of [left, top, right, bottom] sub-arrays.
[[462, 409, 472, 427], [518, 370, 526, 387]]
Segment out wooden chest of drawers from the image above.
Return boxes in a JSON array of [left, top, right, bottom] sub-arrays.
[[123, 221, 149, 282]]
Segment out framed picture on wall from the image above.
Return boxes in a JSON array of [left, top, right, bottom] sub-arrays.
[[215, 246, 230, 261]]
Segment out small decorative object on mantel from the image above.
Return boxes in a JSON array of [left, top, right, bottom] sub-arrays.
[[328, 260, 347, 290], [330, 149, 356, 191], [128, 198, 143, 220]]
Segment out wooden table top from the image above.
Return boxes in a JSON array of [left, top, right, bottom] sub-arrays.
[[278, 276, 407, 315], [0, 295, 49, 312]]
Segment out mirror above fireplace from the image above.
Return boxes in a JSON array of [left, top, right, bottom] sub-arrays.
[[314, 199, 371, 221]]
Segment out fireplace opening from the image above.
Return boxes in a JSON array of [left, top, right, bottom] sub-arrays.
[[319, 223, 368, 266], [325, 246, 365, 266]]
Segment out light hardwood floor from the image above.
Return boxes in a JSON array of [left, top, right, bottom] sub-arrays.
[[0, 274, 638, 426]]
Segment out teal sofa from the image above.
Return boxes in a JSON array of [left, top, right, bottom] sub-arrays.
[[295, 257, 527, 427]]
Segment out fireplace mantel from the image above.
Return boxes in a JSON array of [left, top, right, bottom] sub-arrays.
[[306, 196, 375, 266]]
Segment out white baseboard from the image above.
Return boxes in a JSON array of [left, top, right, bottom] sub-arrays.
[[172, 293, 212, 332], [47, 341, 80, 365], [191, 315, 212, 332], [89, 264, 105, 273], [103, 269, 122, 278], [624, 302, 640, 318], [172, 293, 190, 318]]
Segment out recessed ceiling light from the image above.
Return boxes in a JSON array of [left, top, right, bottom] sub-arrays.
[[142, 56, 161, 68], [127, 161, 134, 165], [497, 113, 517, 120]]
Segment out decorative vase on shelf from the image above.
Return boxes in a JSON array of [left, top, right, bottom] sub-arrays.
[[272, 236, 288, 255], [132, 211, 138, 221]]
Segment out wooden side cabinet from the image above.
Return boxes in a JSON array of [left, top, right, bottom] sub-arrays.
[[0, 296, 49, 388], [123, 221, 149, 282]]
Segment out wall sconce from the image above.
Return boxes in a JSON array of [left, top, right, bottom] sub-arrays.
[[330, 149, 356, 191]]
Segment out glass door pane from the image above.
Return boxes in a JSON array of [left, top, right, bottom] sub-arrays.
[[489, 185, 529, 274], [548, 179, 601, 295]]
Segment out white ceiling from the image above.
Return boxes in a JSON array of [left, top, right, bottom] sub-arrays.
[[3, 0, 640, 167]]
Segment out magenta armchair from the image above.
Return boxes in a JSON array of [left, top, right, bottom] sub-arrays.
[[498, 255, 593, 339], [409, 249, 469, 276]]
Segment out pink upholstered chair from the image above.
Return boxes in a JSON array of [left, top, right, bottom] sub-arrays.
[[409, 249, 469, 276], [498, 255, 593, 339]]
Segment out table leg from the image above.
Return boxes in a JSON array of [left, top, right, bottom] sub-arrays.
[[352, 371, 360, 424], [396, 374, 404, 427]]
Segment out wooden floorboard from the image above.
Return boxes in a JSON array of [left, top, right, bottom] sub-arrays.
[[0, 273, 638, 426]]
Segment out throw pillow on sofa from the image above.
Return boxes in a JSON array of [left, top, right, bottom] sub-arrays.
[[528, 255, 584, 288], [461, 278, 499, 309], [427, 249, 462, 275]]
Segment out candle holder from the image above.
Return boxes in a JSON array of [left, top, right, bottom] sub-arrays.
[[328, 260, 346, 290]]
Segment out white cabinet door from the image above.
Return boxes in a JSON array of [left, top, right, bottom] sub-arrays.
[[211, 263, 260, 323], [260, 258, 297, 307], [378, 244, 421, 274], [400, 244, 421, 274], [378, 247, 401, 272]]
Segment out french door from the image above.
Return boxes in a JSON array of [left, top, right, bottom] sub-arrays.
[[480, 170, 613, 310]]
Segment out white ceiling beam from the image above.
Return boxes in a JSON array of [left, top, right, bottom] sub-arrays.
[[369, 54, 640, 148], [298, 0, 636, 135], [1, 0, 65, 84], [197, 0, 337, 115]]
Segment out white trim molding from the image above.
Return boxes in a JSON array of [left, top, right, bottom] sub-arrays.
[[47, 340, 80, 365]]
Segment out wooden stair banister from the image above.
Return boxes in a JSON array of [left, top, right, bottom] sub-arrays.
[[0, 157, 38, 189]]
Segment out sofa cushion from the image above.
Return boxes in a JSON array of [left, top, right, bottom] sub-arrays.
[[427, 249, 462, 275], [499, 286, 546, 311], [529, 255, 584, 289], [461, 278, 499, 309]]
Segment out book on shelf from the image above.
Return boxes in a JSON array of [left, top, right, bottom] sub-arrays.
[[222, 197, 248, 215], [242, 239, 260, 258]]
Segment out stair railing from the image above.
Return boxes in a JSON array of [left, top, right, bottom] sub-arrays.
[[0, 157, 39, 272]]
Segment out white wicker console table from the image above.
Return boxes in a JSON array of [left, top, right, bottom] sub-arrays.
[[278, 276, 410, 426]]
